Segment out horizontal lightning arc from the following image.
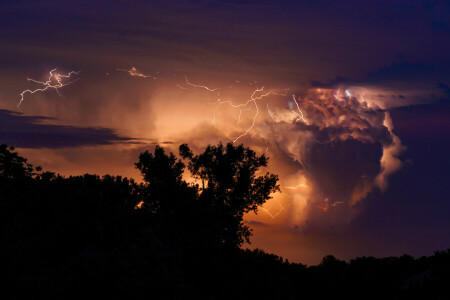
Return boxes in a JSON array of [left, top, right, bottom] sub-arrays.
[[285, 183, 308, 189], [116, 66, 156, 79], [185, 75, 220, 92]]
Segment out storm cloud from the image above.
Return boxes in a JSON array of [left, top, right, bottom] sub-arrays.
[[0, 109, 138, 148]]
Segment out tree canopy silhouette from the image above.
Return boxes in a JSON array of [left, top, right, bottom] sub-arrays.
[[136, 142, 280, 248], [180, 142, 280, 247], [0, 144, 36, 179], [1, 142, 449, 299]]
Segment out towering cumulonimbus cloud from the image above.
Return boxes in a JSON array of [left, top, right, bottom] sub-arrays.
[[233, 87, 405, 228]]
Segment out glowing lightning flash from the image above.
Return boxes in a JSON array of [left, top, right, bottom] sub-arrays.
[[185, 75, 220, 92], [116, 66, 156, 79], [209, 86, 288, 142], [18, 69, 80, 110], [232, 87, 283, 143], [261, 203, 287, 219], [285, 183, 308, 190], [291, 94, 307, 124], [345, 89, 351, 97], [267, 103, 277, 123], [237, 106, 252, 124]]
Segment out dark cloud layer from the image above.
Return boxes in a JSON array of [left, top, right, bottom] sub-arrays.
[[1, 0, 449, 86], [0, 109, 137, 148]]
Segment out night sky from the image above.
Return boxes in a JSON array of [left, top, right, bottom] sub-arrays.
[[1, 0, 449, 265]]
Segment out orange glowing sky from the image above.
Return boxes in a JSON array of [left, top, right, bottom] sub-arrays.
[[2, 74, 415, 264]]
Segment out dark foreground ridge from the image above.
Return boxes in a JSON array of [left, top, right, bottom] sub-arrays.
[[1, 144, 449, 299]]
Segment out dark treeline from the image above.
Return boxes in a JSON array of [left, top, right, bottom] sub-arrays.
[[1, 143, 449, 299]]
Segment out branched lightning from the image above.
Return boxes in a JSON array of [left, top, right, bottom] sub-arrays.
[[232, 87, 286, 143], [208, 85, 289, 142], [18, 69, 80, 110], [232, 87, 265, 143]]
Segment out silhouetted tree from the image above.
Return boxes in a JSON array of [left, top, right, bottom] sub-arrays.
[[0, 144, 35, 179], [135, 143, 280, 249], [179, 142, 280, 248], [136, 145, 196, 215], [135, 145, 198, 248]]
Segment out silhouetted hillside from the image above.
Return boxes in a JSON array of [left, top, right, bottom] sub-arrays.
[[1, 144, 449, 299]]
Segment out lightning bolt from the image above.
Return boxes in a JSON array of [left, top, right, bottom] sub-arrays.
[[208, 85, 289, 142], [232, 87, 265, 143], [18, 69, 80, 110], [267, 103, 277, 123], [233, 87, 284, 143], [116, 66, 156, 79], [261, 203, 287, 219], [291, 94, 307, 123], [285, 183, 308, 190], [211, 99, 252, 125], [237, 106, 252, 124], [185, 75, 220, 92]]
